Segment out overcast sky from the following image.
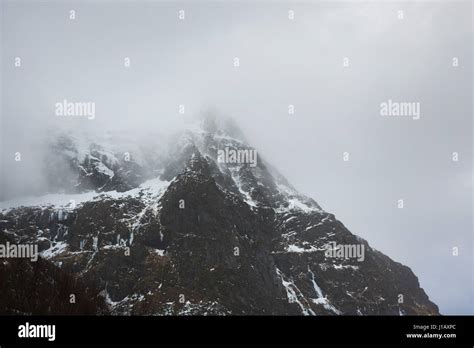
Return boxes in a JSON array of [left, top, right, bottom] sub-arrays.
[[1, 0, 472, 314]]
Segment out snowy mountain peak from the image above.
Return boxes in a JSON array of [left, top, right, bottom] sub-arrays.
[[0, 119, 438, 316]]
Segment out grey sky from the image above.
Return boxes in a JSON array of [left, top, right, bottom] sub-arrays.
[[1, 0, 472, 314]]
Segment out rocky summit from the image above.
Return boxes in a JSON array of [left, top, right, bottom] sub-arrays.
[[0, 117, 438, 315]]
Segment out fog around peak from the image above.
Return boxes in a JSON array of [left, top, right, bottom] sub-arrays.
[[1, 1, 472, 314]]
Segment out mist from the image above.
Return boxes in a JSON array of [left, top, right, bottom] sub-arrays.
[[1, 0, 472, 314]]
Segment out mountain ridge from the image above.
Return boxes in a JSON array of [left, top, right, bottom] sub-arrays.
[[0, 117, 439, 315]]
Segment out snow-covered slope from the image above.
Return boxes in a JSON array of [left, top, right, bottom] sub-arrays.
[[0, 117, 439, 315]]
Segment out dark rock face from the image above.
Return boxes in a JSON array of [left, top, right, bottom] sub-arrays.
[[0, 233, 107, 315], [0, 120, 439, 315]]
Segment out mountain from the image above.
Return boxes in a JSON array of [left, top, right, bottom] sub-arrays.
[[0, 232, 107, 315], [0, 116, 439, 315]]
